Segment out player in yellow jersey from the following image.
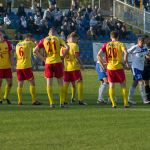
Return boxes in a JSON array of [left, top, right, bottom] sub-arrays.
[[0, 32, 14, 104], [16, 34, 42, 105], [62, 32, 86, 105], [34, 28, 69, 108], [99, 31, 130, 108]]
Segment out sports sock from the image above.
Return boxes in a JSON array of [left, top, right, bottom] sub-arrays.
[[3, 85, 11, 100], [109, 87, 116, 107], [63, 84, 69, 103], [0, 87, 2, 101], [17, 87, 23, 104], [98, 83, 108, 101], [139, 84, 146, 102], [128, 86, 136, 101], [47, 86, 54, 105], [71, 85, 76, 100], [77, 81, 83, 101], [122, 87, 128, 106], [145, 85, 150, 99], [59, 86, 64, 105], [30, 86, 37, 103]]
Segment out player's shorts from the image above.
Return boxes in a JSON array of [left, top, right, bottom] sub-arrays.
[[142, 65, 150, 80], [45, 62, 63, 78], [95, 63, 107, 81], [132, 68, 143, 81], [16, 68, 34, 81], [0, 69, 12, 79], [64, 70, 82, 82], [107, 69, 125, 83]]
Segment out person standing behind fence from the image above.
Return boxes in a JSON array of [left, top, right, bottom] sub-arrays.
[[98, 31, 130, 108], [34, 28, 69, 108]]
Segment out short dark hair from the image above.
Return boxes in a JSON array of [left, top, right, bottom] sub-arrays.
[[110, 31, 119, 39], [25, 33, 33, 39], [69, 32, 79, 39]]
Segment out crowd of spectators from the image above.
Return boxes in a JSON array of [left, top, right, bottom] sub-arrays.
[[0, 0, 135, 41], [122, 0, 150, 11]]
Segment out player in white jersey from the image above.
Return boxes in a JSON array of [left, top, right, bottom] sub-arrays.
[[127, 37, 150, 104], [96, 50, 108, 104]]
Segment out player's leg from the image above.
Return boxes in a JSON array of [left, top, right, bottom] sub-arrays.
[[71, 82, 76, 103], [57, 77, 64, 106], [55, 62, 64, 107], [17, 80, 24, 105], [144, 80, 150, 100], [0, 79, 3, 104], [120, 81, 129, 107], [109, 82, 116, 107], [138, 80, 150, 104], [47, 78, 54, 107], [128, 80, 138, 104], [29, 78, 42, 105], [3, 78, 12, 104], [63, 81, 70, 104], [98, 77, 109, 103]]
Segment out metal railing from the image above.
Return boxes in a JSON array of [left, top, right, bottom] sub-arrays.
[[113, 0, 150, 34]]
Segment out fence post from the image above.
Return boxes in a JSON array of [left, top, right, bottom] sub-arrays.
[[143, 8, 146, 34], [113, 0, 116, 18]]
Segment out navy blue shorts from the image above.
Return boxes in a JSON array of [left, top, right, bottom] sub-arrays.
[[132, 68, 143, 81], [96, 63, 107, 81]]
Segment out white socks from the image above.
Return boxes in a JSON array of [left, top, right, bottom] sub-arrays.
[[98, 83, 108, 101]]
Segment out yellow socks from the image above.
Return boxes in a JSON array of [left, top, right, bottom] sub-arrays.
[[109, 87, 116, 107], [0, 87, 2, 102], [3, 85, 11, 100], [17, 87, 22, 104], [59, 86, 64, 105], [30, 86, 37, 103], [64, 84, 69, 103], [77, 81, 83, 101], [71, 85, 76, 100], [47, 86, 54, 105], [122, 87, 128, 106]]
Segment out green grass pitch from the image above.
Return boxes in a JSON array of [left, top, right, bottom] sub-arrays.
[[0, 70, 150, 150]]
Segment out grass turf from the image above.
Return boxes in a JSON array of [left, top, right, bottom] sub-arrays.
[[0, 70, 150, 150]]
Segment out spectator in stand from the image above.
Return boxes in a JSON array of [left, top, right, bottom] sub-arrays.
[[43, 5, 53, 21], [3, 14, 11, 27], [34, 3, 43, 16], [28, 16, 36, 33], [0, 3, 5, 17], [90, 16, 97, 27], [87, 26, 98, 40], [41, 19, 49, 36], [48, 0, 56, 5], [17, 4, 26, 17], [19, 16, 27, 32], [60, 31, 66, 41], [6, 0, 12, 14]]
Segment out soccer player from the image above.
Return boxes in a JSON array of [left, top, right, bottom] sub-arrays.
[[34, 28, 69, 108], [0, 32, 14, 104], [96, 49, 109, 103], [99, 31, 129, 108], [63, 32, 86, 105], [16, 34, 42, 105], [143, 35, 150, 101], [128, 37, 150, 104]]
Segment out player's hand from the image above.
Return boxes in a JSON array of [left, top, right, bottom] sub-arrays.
[[125, 63, 131, 70]]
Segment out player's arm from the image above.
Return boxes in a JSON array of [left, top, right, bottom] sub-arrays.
[[97, 50, 107, 71], [60, 38, 69, 58], [97, 49, 107, 71], [7, 41, 15, 71], [75, 52, 84, 70], [122, 46, 130, 69], [33, 39, 45, 62]]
